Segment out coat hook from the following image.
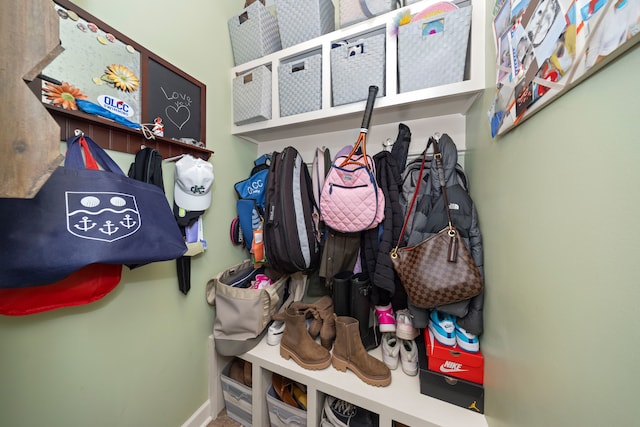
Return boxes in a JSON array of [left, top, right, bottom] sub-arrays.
[[74, 129, 84, 136]]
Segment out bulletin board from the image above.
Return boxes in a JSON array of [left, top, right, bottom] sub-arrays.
[[39, 0, 209, 157], [489, 0, 640, 137]]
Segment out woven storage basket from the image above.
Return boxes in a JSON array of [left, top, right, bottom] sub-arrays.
[[279, 53, 322, 117], [266, 385, 308, 427], [398, 6, 472, 93], [330, 32, 386, 106], [339, 0, 401, 28], [228, 1, 282, 66], [233, 65, 272, 125], [275, 0, 335, 48]]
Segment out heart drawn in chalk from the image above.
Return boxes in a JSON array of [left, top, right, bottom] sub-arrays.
[[165, 104, 191, 130]]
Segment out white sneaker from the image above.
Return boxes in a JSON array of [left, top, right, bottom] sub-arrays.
[[395, 308, 419, 340], [400, 339, 418, 376], [267, 320, 285, 346], [381, 332, 399, 370]]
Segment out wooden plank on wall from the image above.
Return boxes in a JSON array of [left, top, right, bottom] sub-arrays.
[[0, 0, 64, 198]]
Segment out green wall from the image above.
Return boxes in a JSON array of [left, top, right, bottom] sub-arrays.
[[0, 1, 254, 427], [465, 3, 640, 424], [3, 1, 640, 427]]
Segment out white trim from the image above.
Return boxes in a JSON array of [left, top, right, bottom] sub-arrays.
[[180, 400, 212, 427]]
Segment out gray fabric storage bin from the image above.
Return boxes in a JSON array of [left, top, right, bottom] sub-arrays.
[[233, 65, 272, 125], [275, 0, 335, 48], [279, 53, 322, 117], [221, 361, 252, 427], [339, 0, 401, 28], [398, 6, 472, 93], [330, 32, 386, 106], [228, 1, 282, 65], [266, 384, 308, 427]]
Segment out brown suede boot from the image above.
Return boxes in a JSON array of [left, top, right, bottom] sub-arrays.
[[312, 296, 336, 350], [276, 298, 336, 350], [332, 315, 391, 387], [280, 307, 331, 370], [288, 301, 323, 339]]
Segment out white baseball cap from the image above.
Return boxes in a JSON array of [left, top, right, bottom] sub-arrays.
[[174, 155, 214, 211]]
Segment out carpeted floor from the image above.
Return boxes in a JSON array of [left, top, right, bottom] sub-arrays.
[[207, 409, 242, 427]]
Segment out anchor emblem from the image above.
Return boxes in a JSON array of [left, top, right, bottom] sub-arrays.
[[120, 214, 137, 229], [66, 191, 141, 242], [74, 216, 96, 232], [99, 220, 119, 236]]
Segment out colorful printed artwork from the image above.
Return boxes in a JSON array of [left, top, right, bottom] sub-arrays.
[[489, 0, 640, 137]]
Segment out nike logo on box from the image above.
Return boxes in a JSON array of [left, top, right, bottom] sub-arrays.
[[440, 361, 468, 373]]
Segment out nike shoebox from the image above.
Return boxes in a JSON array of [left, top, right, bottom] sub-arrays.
[[425, 328, 484, 384], [418, 332, 485, 414]]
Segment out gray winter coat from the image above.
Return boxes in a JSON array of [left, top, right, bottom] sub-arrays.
[[405, 134, 485, 335]]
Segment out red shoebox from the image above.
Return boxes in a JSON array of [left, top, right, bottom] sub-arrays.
[[425, 329, 484, 385]]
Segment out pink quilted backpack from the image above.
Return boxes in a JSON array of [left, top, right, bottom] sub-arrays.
[[320, 147, 385, 233]]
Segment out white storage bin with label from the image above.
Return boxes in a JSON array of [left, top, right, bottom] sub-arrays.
[[221, 361, 253, 427], [339, 0, 401, 28], [233, 65, 272, 125], [228, 1, 282, 65], [278, 52, 322, 117], [275, 0, 335, 48], [266, 384, 307, 427], [398, 5, 472, 93], [330, 31, 386, 106]]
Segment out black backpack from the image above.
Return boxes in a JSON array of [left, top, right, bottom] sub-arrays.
[[263, 146, 320, 274], [128, 147, 165, 191]]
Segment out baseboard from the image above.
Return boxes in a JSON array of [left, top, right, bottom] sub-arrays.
[[181, 400, 212, 427]]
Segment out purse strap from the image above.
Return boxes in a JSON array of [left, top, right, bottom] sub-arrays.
[[392, 135, 454, 254]]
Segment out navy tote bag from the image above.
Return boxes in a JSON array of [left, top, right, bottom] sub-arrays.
[[0, 134, 187, 288]]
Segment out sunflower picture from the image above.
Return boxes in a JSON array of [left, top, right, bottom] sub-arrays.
[[103, 64, 140, 92], [42, 81, 88, 110]]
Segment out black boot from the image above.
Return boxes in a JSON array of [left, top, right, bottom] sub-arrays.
[[331, 271, 352, 317], [350, 273, 380, 351]]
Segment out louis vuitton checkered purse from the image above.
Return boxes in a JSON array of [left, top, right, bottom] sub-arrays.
[[390, 136, 483, 309]]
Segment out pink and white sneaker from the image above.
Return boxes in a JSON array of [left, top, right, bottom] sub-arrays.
[[374, 304, 396, 333], [395, 309, 419, 340]]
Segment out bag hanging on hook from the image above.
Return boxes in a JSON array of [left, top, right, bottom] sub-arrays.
[[390, 136, 483, 308], [0, 134, 187, 289]]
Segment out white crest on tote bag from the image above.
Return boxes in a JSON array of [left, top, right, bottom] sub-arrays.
[[66, 192, 141, 242]]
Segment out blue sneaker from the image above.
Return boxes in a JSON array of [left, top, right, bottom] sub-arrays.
[[428, 310, 456, 346], [454, 321, 480, 353]]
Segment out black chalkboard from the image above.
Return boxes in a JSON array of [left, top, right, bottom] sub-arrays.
[[146, 58, 203, 142]]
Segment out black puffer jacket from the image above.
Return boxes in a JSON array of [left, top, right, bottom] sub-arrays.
[[406, 134, 485, 335], [362, 151, 404, 300]]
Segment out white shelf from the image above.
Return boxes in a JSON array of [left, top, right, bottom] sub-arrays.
[[209, 334, 488, 427], [230, 0, 486, 144]]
